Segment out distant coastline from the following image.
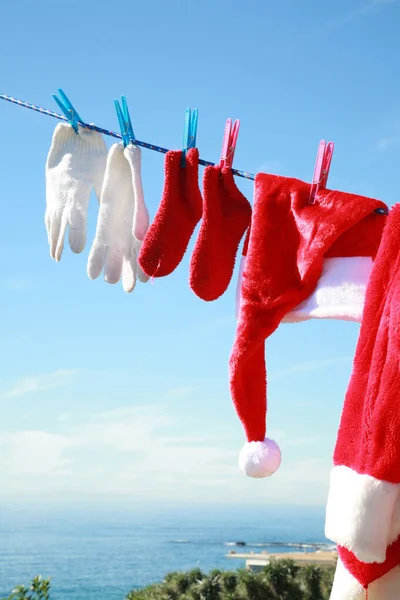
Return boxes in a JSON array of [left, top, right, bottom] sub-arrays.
[[168, 540, 336, 552]]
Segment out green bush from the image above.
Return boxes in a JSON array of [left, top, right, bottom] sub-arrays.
[[1, 576, 51, 600], [126, 560, 335, 600], [4, 562, 335, 600]]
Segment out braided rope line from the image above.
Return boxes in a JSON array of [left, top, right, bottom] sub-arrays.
[[0, 93, 255, 181]]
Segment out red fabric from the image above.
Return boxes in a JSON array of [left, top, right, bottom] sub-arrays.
[[189, 165, 251, 301], [229, 173, 387, 444], [242, 210, 385, 259], [326, 212, 385, 258], [138, 148, 202, 278], [333, 202, 400, 483], [339, 538, 400, 587]]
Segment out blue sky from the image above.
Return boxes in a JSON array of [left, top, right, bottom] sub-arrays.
[[0, 0, 398, 507]]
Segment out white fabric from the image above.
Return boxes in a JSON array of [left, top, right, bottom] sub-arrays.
[[124, 147, 149, 242], [236, 256, 373, 323], [238, 438, 281, 478], [122, 144, 150, 284], [330, 557, 400, 600], [283, 256, 373, 323], [325, 466, 400, 563], [45, 122, 107, 261], [87, 143, 149, 293]]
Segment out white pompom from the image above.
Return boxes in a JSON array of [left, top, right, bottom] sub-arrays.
[[238, 438, 281, 478]]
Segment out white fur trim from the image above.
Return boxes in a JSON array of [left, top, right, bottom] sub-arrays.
[[284, 257, 372, 323], [329, 558, 364, 600], [238, 438, 281, 478], [330, 557, 400, 600], [325, 466, 400, 563], [236, 256, 372, 323]]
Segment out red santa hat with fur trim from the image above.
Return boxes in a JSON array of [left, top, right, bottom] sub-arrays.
[[230, 173, 387, 478]]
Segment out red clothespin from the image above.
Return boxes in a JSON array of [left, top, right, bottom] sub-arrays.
[[309, 140, 334, 204], [220, 118, 240, 169]]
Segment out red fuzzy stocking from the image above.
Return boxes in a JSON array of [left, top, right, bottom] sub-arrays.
[[138, 148, 202, 277], [190, 165, 251, 301]]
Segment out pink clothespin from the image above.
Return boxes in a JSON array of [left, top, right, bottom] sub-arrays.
[[309, 140, 334, 204], [220, 118, 240, 169]]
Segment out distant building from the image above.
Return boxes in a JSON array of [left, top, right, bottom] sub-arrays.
[[227, 550, 338, 571]]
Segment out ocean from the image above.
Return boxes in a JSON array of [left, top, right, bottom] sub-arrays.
[[0, 504, 331, 600]]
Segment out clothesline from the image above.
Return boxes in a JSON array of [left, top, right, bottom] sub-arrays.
[[0, 93, 255, 181]]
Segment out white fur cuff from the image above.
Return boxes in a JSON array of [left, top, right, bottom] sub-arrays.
[[325, 466, 400, 563]]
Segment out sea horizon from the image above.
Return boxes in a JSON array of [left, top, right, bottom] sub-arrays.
[[0, 503, 329, 599]]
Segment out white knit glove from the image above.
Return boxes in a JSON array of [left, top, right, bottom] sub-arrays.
[[124, 144, 150, 284], [124, 144, 149, 242], [87, 143, 150, 292], [45, 123, 108, 261]]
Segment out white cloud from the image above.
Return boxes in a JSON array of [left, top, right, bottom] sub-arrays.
[[270, 356, 352, 381], [56, 413, 71, 422], [2, 369, 79, 399], [377, 122, 400, 152], [314, 0, 399, 35], [0, 430, 69, 475], [282, 436, 323, 448], [3, 277, 33, 291], [165, 386, 199, 399], [0, 406, 238, 499], [258, 160, 283, 175], [0, 404, 331, 504], [324, 0, 396, 30], [189, 314, 236, 333], [279, 458, 331, 485], [70, 406, 173, 453]]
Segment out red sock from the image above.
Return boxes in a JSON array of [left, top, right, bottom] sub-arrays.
[[138, 148, 202, 277], [189, 165, 252, 301]]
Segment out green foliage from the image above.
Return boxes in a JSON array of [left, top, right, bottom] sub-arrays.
[[320, 566, 337, 600], [4, 562, 336, 600], [298, 565, 324, 600], [126, 560, 335, 600], [2, 576, 51, 600]]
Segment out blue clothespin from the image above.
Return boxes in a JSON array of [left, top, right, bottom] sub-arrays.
[[52, 88, 83, 133], [181, 107, 198, 166], [114, 96, 135, 147]]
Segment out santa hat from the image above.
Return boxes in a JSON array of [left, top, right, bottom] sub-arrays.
[[325, 203, 400, 591], [230, 173, 387, 478], [237, 248, 375, 324]]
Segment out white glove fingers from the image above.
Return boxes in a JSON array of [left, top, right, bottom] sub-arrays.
[[54, 215, 69, 262], [133, 203, 150, 242], [132, 238, 150, 284], [48, 209, 63, 260], [68, 201, 89, 254], [132, 171, 149, 241], [69, 225, 86, 255], [45, 210, 50, 232], [138, 266, 151, 284], [124, 145, 150, 242], [104, 247, 123, 284], [44, 211, 52, 244], [45, 123, 108, 260], [122, 255, 137, 293], [87, 244, 108, 280]]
